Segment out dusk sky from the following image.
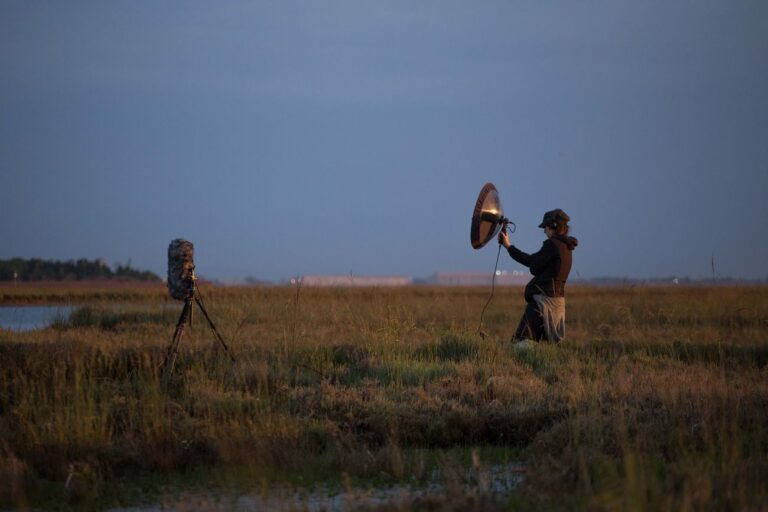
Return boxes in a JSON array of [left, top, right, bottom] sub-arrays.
[[2, 1, 767, 281]]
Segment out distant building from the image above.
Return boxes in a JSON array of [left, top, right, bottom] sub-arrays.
[[431, 271, 529, 286], [298, 275, 413, 287]]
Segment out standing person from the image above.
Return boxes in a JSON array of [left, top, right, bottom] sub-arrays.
[[498, 209, 578, 343]]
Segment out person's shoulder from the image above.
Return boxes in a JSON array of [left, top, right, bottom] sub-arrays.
[[541, 238, 558, 251], [551, 235, 578, 250]]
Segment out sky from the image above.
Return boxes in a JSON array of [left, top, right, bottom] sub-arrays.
[[1, 1, 767, 281]]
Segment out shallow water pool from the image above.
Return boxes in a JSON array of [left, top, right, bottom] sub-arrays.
[[0, 305, 74, 332]]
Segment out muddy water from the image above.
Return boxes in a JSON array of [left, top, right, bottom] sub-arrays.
[[108, 463, 524, 511]]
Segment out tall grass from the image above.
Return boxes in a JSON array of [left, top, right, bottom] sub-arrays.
[[1, 285, 767, 510]]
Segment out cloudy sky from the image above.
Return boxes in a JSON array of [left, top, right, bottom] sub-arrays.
[[2, 1, 766, 281]]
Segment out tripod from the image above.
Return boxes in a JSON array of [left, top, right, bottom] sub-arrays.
[[163, 274, 236, 376]]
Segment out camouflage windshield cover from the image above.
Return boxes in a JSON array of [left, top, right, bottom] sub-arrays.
[[167, 239, 195, 300]]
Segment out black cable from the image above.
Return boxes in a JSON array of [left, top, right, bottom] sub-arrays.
[[476, 221, 515, 339], [477, 241, 503, 339]]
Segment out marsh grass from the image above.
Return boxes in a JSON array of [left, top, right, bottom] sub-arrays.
[[1, 284, 767, 510]]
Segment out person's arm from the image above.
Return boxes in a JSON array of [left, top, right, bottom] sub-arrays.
[[499, 231, 533, 267], [507, 245, 532, 267]]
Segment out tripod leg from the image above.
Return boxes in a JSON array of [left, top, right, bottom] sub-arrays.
[[164, 299, 192, 376], [194, 296, 236, 365]]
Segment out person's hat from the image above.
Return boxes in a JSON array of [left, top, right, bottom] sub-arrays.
[[538, 209, 570, 228]]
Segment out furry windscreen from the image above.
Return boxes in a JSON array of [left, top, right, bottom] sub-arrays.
[[167, 239, 195, 300]]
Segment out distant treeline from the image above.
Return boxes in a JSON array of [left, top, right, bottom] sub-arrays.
[[0, 258, 160, 282]]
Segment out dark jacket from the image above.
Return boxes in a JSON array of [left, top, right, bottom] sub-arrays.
[[507, 235, 578, 302]]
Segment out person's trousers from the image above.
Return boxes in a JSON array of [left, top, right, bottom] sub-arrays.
[[513, 300, 546, 341]]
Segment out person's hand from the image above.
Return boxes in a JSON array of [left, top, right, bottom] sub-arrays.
[[498, 230, 510, 248]]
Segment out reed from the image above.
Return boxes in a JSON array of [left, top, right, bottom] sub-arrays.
[[1, 285, 766, 510]]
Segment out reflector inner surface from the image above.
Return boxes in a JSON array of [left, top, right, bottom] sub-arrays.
[[471, 183, 505, 249]]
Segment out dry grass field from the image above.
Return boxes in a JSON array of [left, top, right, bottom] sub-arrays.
[[1, 283, 767, 510]]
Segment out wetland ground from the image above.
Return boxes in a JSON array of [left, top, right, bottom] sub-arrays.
[[1, 283, 767, 510]]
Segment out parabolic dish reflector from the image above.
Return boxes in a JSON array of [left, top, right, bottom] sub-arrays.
[[470, 182, 505, 249]]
